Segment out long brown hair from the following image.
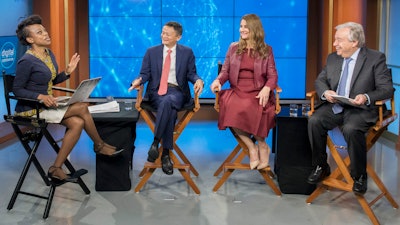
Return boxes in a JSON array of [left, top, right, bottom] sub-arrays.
[[236, 14, 269, 58]]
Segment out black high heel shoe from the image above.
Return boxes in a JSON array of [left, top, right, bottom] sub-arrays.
[[47, 166, 78, 185], [94, 142, 124, 157]]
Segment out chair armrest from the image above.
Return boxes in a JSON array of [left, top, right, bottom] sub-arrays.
[[9, 96, 42, 119], [275, 86, 282, 114], [10, 95, 41, 103], [374, 96, 397, 130], [306, 91, 397, 130], [193, 90, 200, 112], [135, 85, 144, 111], [306, 91, 317, 116], [213, 90, 220, 112]]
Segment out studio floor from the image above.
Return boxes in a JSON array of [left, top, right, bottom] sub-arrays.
[[0, 121, 399, 225]]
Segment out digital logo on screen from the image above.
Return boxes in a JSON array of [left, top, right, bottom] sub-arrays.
[[1, 41, 16, 69]]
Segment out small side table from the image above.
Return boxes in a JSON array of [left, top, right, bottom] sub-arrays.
[[274, 106, 316, 194], [92, 102, 139, 191]]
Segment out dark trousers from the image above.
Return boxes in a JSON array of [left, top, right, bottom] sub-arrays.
[[307, 103, 374, 178], [150, 87, 184, 149]]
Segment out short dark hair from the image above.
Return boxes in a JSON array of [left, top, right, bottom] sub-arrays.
[[164, 21, 183, 36], [16, 15, 42, 46]]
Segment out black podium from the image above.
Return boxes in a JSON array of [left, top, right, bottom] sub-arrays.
[[274, 106, 316, 194], [92, 102, 139, 191]]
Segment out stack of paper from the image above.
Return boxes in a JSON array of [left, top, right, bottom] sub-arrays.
[[331, 95, 366, 108], [88, 100, 120, 113]]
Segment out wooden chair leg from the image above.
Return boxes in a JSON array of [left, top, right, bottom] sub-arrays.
[[213, 144, 241, 176], [366, 164, 399, 208], [135, 166, 157, 193], [135, 152, 200, 194], [213, 169, 235, 192], [306, 136, 398, 225], [135, 107, 200, 194], [170, 153, 200, 194], [213, 141, 281, 195], [356, 195, 381, 225], [327, 137, 354, 183], [213, 150, 247, 192], [306, 185, 327, 204], [177, 168, 200, 194], [173, 143, 199, 176], [259, 168, 282, 196]]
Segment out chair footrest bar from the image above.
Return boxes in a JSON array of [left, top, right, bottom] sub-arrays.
[[321, 178, 353, 192], [49, 169, 89, 186], [71, 169, 88, 178], [369, 192, 386, 207], [144, 162, 190, 169], [224, 163, 251, 170], [18, 191, 49, 200]]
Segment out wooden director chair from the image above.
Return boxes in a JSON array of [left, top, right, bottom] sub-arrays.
[[305, 89, 399, 225], [3, 74, 90, 219], [134, 85, 201, 194], [212, 63, 282, 195]]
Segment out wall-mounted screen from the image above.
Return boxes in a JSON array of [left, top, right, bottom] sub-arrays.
[[89, 0, 308, 99], [0, 36, 19, 75]]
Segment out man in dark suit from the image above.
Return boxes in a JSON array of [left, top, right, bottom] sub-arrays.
[[307, 22, 394, 195], [129, 21, 203, 175]]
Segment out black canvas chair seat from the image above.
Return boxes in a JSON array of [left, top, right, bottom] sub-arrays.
[[140, 97, 195, 112]]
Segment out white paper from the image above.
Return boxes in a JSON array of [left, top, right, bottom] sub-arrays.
[[331, 95, 366, 108], [88, 100, 120, 113]]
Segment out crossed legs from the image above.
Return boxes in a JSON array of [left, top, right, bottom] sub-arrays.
[[49, 103, 122, 181], [147, 88, 184, 175]]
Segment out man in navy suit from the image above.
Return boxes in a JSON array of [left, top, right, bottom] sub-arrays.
[[307, 22, 394, 195], [129, 21, 204, 175]]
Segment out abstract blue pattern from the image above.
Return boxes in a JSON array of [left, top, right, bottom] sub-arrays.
[[89, 0, 308, 99]]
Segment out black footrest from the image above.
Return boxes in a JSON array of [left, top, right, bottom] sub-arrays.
[[49, 169, 88, 186], [70, 169, 88, 179]]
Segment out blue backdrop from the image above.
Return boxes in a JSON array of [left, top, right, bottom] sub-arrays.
[[88, 0, 308, 99]]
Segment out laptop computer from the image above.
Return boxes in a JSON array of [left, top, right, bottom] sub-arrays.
[[56, 77, 101, 106]]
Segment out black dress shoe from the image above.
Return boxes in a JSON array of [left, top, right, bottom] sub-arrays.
[[147, 142, 159, 162], [161, 154, 173, 175], [353, 175, 368, 195], [307, 165, 331, 184]]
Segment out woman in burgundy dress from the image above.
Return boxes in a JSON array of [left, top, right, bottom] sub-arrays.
[[210, 14, 278, 170]]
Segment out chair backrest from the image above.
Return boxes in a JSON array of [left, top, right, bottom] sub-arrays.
[[3, 72, 43, 121], [2, 72, 15, 115], [135, 83, 200, 113]]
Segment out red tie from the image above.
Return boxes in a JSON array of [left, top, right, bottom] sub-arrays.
[[158, 49, 172, 95]]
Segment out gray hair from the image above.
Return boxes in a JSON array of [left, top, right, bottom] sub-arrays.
[[335, 22, 365, 47]]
